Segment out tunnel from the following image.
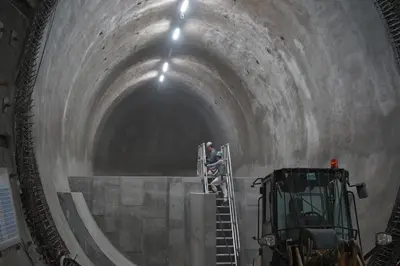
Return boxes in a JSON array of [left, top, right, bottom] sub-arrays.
[[92, 84, 224, 176], [1, 0, 400, 265]]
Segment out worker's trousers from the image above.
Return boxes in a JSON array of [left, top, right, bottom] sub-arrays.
[[210, 175, 227, 201]]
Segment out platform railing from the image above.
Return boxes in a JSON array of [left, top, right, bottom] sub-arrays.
[[197, 143, 208, 193], [221, 144, 240, 264]]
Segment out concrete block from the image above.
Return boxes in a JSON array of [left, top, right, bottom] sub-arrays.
[[92, 179, 105, 215], [91, 177, 120, 215], [143, 218, 167, 251], [142, 179, 167, 218], [168, 228, 185, 266], [104, 179, 120, 216], [143, 218, 168, 266], [185, 181, 203, 195], [146, 250, 168, 266], [69, 176, 93, 194], [169, 178, 185, 229], [120, 178, 144, 206], [188, 193, 216, 266], [125, 253, 144, 265], [204, 194, 216, 249], [119, 213, 143, 253], [104, 216, 118, 232]]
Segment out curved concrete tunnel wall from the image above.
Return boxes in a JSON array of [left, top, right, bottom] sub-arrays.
[[32, 0, 400, 263]]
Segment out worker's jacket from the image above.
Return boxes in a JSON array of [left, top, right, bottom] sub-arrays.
[[206, 159, 226, 177], [206, 148, 217, 164]]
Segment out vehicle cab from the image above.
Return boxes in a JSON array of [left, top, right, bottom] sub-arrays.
[[252, 164, 369, 265]]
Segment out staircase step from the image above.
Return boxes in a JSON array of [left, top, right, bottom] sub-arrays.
[[217, 237, 233, 246], [216, 221, 232, 230], [217, 254, 236, 263], [217, 206, 230, 214], [217, 199, 229, 206], [216, 213, 231, 222], [216, 262, 236, 265], [217, 229, 233, 238], [217, 198, 228, 202], [217, 245, 234, 254]]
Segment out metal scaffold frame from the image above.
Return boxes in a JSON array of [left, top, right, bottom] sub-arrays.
[[221, 144, 241, 264], [197, 143, 241, 265]]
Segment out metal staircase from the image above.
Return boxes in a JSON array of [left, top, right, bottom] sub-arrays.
[[197, 143, 240, 266]]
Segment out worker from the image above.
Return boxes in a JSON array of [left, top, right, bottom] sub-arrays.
[[206, 141, 217, 164], [206, 151, 228, 203]]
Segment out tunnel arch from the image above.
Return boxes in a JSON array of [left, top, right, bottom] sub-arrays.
[[29, 0, 400, 263], [92, 82, 226, 176]]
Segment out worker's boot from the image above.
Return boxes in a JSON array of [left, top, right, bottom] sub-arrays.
[[223, 197, 228, 206]]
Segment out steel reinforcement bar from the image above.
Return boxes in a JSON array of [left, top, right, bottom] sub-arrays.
[[14, 0, 80, 265], [368, 2, 400, 264], [374, 0, 400, 68]]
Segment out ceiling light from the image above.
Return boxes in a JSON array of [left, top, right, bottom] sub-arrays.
[[180, 0, 189, 14], [162, 62, 169, 72], [172, 27, 180, 41], [159, 75, 165, 82]]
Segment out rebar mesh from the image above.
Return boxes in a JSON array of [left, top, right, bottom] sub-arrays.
[[13, 0, 74, 265], [375, 0, 400, 68]]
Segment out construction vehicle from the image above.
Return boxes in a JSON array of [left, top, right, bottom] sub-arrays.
[[251, 159, 393, 266]]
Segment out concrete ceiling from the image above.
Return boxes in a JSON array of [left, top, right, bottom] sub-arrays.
[[32, 0, 400, 258]]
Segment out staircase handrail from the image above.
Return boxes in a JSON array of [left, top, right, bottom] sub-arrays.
[[197, 143, 209, 193], [222, 144, 241, 263]]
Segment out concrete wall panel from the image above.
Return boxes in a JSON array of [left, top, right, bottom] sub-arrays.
[[188, 193, 216, 266], [68, 176, 260, 265], [70, 176, 205, 265]]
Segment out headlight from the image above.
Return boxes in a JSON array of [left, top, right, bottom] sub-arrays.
[[259, 234, 276, 247], [376, 232, 393, 246]]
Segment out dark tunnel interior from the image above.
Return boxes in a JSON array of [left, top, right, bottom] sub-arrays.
[[93, 84, 224, 176]]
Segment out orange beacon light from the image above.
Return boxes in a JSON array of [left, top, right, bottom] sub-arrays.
[[330, 159, 338, 169]]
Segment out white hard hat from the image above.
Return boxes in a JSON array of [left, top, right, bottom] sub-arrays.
[[206, 141, 212, 147]]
